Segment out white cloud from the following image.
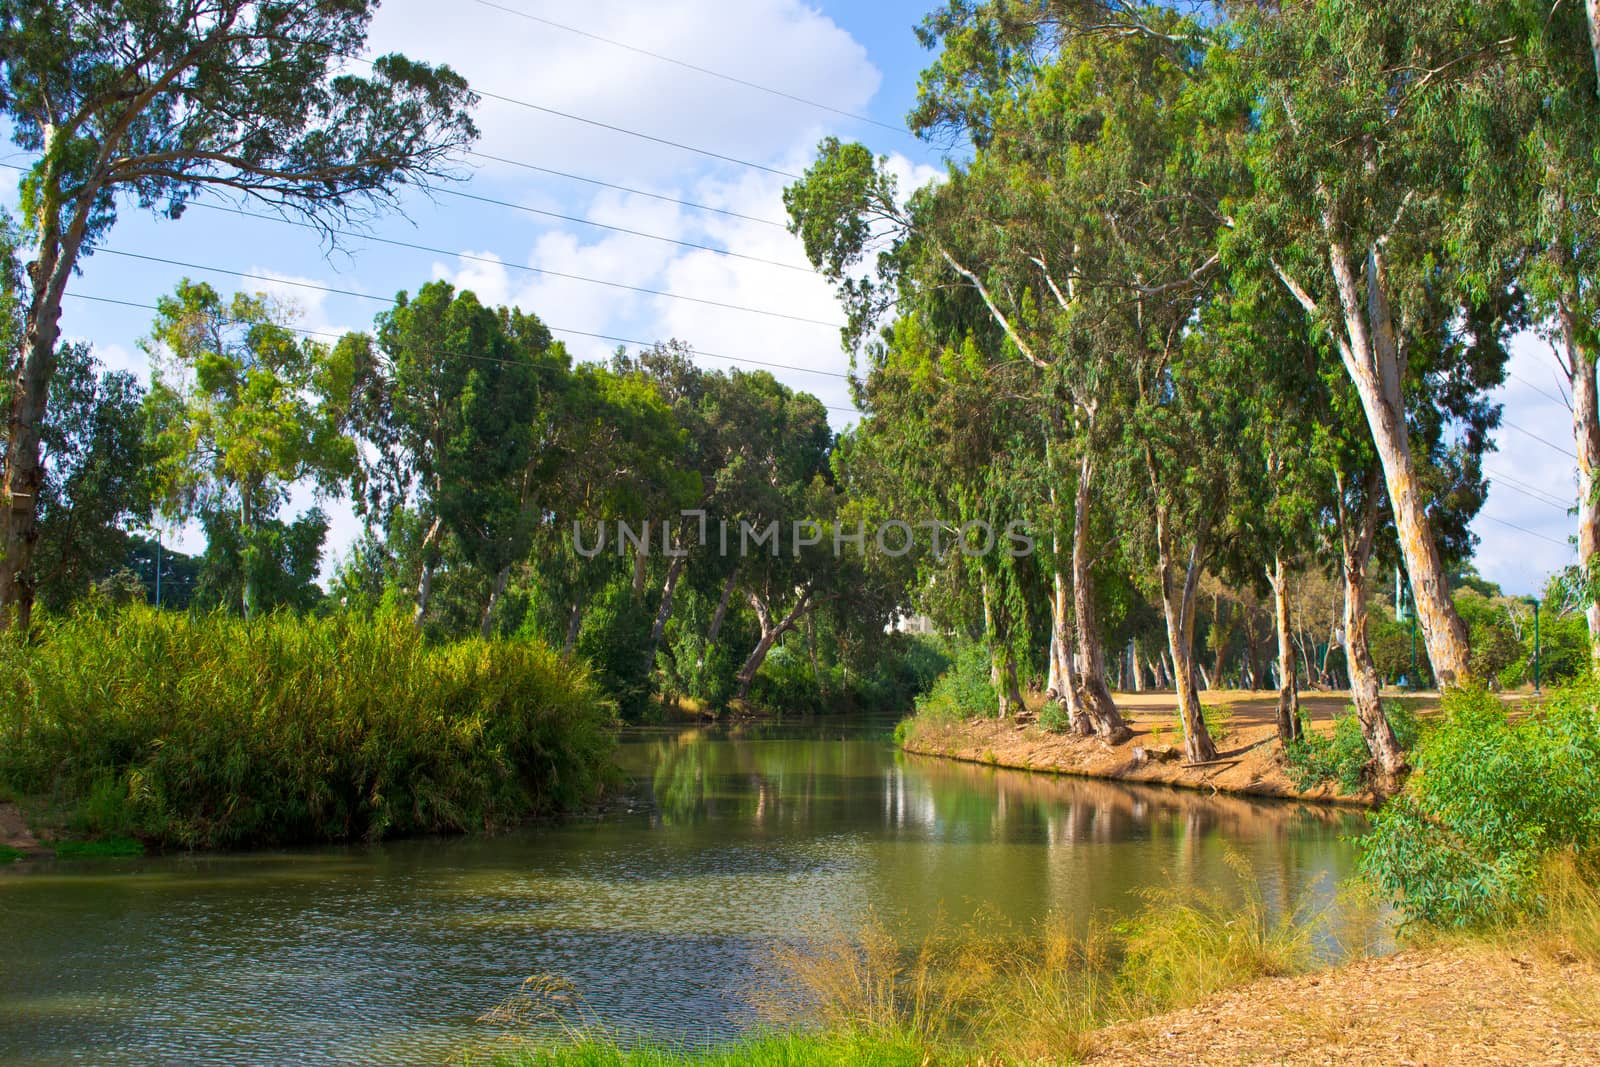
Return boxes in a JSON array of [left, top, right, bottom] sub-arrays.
[[364, 0, 882, 183]]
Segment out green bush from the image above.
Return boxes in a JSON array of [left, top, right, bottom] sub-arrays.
[[0, 604, 617, 850], [1285, 701, 1420, 793], [1359, 684, 1600, 928], [1037, 699, 1071, 733], [913, 643, 997, 722], [575, 575, 655, 720]]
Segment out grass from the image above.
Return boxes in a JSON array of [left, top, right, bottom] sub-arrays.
[[0, 845, 21, 864], [483, 853, 1323, 1067], [0, 604, 619, 850], [477, 1031, 931, 1067], [53, 836, 144, 859]]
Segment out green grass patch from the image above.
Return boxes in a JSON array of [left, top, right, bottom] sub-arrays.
[[0, 845, 21, 864], [0, 604, 618, 850], [479, 1031, 931, 1067], [53, 836, 144, 859]]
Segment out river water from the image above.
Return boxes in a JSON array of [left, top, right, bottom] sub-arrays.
[[0, 719, 1368, 1065]]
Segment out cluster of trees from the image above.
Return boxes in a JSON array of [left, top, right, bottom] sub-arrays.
[[7, 262, 925, 717], [782, 0, 1600, 775]]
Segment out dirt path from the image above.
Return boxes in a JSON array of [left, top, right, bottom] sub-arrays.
[[1086, 944, 1600, 1066], [901, 689, 1447, 806]]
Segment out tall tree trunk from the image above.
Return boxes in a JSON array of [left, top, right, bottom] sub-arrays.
[[648, 552, 689, 663], [1586, 0, 1600, 101], [0, 159, 94, 634], [734, 588, 812, 702], [1159, 649, 1174, 689], [982, 578, 1012, 717], [1004, 653, 1025, 715], [239, 494, 257, 622], [1558, 297, 1600, 674], [1269, 555, 1302, 745], [1156, 504, 1219, 764], [479, 564, 511, 640], [414, 514, 442, 629], [1211, 594, 1229, 689], [1047, 464, 1093, 734], [631, 542, 648, 596], [1340, 471, 1408, 791], [1130, 642, 1145, 694], [563, 601, 583, 654], [1322, 242, 1472, 685], [697, 568, 739, 670], [1072, 455, 1131, 741]]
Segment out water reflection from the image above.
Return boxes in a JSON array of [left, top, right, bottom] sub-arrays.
[[0, 723, 1367, 1067]]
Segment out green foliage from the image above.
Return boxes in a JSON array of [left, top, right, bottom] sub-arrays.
[[1286, 702, 1422, 793], [33, 342, 152, 610], [1037, 699, 1071, 734], [914, 643, 997, 722], [53, 836, 144, 860], [576, 575, 655, 721], [0, 845, 20, 864], [1359, 684, 1600, 928], [0, 605, 617, 849]]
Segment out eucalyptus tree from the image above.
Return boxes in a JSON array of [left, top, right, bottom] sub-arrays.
[[0, 0, 476, 631], [352, 281, 556, 628], [32, 342, 152, 609], [1234, 0, 1526, 686], [1448, 0, 1600, 669], [142, 281, 354, 619]]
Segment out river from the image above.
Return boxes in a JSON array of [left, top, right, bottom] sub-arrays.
[[0, 719, 1368, 1065]]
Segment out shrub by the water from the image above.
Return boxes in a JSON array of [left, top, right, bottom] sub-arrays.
[[0, 604, 617, 849], [1285, 701, 1421, 793], [1359, 683, 1600, 928], [912, 643, 997, 722]]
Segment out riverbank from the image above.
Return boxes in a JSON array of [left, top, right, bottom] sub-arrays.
[[1085, 940, 1600, 1066], [898, 690, 1442, 806]]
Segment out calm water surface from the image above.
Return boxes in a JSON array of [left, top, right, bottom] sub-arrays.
[[0, 719, 1368, 1065]]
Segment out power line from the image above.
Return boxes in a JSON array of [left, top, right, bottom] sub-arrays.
[[111, 212, 841, 330], [1480, 513, 1570, 549], [1482, 465, 1572, 511], [63, 291, 855, 394], [465, 0, 915, 140], [1507, 370, 1570, 409], [466, 151, 787, 227], [1488, 478, 1571, 514], [1501, 419, 1578, 461], [339, 48, 804, 181], [432, 185, 812, 272]]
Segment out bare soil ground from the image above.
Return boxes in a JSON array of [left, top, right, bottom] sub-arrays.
[[1086, 943, 1600, 1066], [901, 689, 1449, 806], [0, 800, 39, 852]]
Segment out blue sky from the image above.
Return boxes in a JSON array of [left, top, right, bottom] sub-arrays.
[[6, 0, 1578, 596]]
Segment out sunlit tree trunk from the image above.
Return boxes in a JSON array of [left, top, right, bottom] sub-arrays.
[[1072, 453, 1131, 741], [414, 515, 442, 629], [1155, 504, 1219, 764], [1557, 295, 1600, 674], [1328, 245, 1471, 684], [1269, 555, 1302, 745], [1339, 468, 1408, 790]]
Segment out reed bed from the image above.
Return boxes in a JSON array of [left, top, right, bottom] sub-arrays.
[[0, 605, 617, 849]]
